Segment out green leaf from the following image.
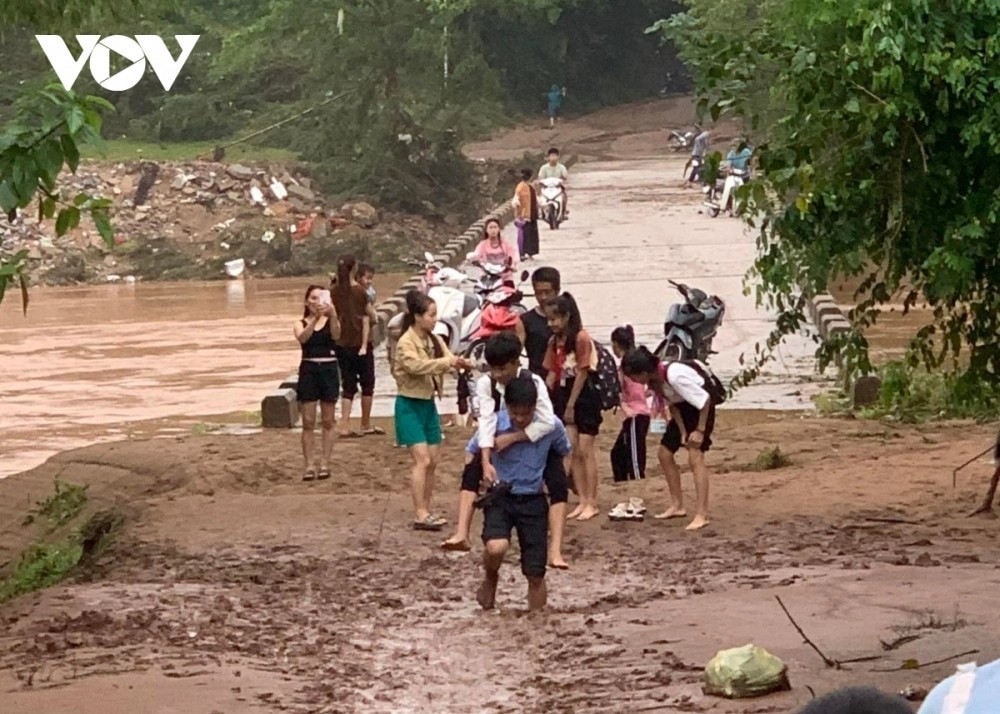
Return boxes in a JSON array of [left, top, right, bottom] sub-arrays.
[[92, 210, 114, 247], [67, 107, 86, 135], [55, 206, 80, 236], [845, 97, 861, 113], [33, 139, 64, 189], [0, 181, 17, 214], [74, 192, 89, 207], [60, 134, 80, 173], [41, 195, 57, 219]]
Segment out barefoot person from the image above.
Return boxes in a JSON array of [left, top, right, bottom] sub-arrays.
[[330, 256, 372, 438], [294, 285, 341, 481], [440, 331, 570, 569], [393, 290, 472, 530], [544, 293, 602, 521], [621, 348, 718, 531], [474, 376, 571, 611], [355, 262, 384, 435]]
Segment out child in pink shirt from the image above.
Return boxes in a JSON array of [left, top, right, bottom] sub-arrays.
[[608, 326, 651, 520], [472, 218, 518, 278]]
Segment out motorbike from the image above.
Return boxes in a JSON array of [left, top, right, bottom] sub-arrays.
[[538, 177, 565, 230], [703, 166, 750, 218], [668, 129, 695, 152], [653, 279, 726, 363]]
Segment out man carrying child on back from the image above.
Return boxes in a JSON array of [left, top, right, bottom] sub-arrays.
[[469, 376, 571, 611]]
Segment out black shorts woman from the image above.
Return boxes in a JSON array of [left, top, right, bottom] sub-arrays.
[[294, 284, 341, 481]]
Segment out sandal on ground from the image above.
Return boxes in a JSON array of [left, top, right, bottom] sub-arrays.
[[440, 539, 472, 552], [339, 431, 363, 438], [361, 426, 385, 435], [628, 497, 647, 514], [608, 502, 644, 522], [303, 468, 317, 482], [317, 467, 331, 480], [413, 515, 445, 531]]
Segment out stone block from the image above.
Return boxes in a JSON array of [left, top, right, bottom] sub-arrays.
[[853, 375, 882, 408], [262, 388, 298, 428], [819, 313, 850, 338], [278, 373, 298, 390], [814, 300, 841, 324]]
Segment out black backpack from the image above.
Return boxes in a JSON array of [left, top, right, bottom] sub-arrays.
[[490, 369, 533, 413], [679, 359, 728, 405], [589, 340, 622, 411]]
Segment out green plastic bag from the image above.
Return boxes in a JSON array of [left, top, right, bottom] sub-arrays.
[[703, 644, 792, 699]]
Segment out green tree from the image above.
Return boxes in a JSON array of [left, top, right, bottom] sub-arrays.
[[656, 0, 1000, 398]]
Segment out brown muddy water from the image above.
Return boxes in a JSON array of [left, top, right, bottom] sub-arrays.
[[0, 274, 408, 479]]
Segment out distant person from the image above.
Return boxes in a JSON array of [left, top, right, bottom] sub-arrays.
[[607, 326, 650, 521], [537, 147, 569, 219], [355, 262, 384, 435], [472, 376, 572, 611], [544, 293, 602, 521], [621, 348, 719, 530], [797, 686, 911, 714], [331, 256, 372, 438], [546, 83, 565, 127], [918, 658, 1000, 713], [686, 128, 711, 184], [511, 168, 540, 260], [392, 290, 472, 530], [294, 284, 341, 481], [471, 217, 518, 277]]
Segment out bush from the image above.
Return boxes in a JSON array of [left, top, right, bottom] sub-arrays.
[[861, 361, 1000, 423]]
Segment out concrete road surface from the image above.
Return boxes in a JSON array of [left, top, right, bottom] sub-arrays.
[[360, 156, 830, 421]]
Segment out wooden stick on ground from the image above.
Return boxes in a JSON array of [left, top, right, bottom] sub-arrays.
[[870, 649, 979, 673], [775, 595, 840, 669]]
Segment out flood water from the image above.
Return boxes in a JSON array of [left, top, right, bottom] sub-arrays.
[[0, 274, 408, 479]]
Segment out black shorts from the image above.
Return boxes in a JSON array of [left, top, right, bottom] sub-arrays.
[[551, 382, 602, 436], [336, 344, 375, 400], [297, 361, 340, 403], [460, 449, 568, 504], [661, 401, 715, 453], [482, 493, 549, 578]]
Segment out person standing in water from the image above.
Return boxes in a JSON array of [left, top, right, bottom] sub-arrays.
[[294, 284, 341, 481]]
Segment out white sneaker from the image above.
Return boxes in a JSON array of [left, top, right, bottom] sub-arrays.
[[628, 497, 647, 514], [608, 502, 644, 521]]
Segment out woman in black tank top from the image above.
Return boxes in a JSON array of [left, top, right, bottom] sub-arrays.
[[294, 285, 342, 481]]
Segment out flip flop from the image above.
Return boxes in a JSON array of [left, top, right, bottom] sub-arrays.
[[413, 515, 444, 531], [361, 427, 385, 435], [339, 431, 363, 438], [303, 469, 316, 482], [317, 467, 331, 480]]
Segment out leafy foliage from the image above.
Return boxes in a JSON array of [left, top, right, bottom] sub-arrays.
[[658, 0, 1000, 397], [1, 87, 116, 312]]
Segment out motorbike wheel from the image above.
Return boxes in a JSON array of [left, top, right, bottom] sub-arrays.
[[708, 204, 720, 218], [663, 340, 686, 362], [547, 205, 557, 230]]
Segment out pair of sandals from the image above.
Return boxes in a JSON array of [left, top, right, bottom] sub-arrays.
[[339, 426, 386, 438], [412, 514, 448, 531], [303, 466, 331, 481]]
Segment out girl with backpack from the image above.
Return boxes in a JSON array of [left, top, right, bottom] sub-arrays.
[[543, 293, 602, 521], [607, 326, 651, 521], [621, 347, 722, 531]]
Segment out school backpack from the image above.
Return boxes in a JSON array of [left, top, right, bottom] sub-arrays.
[[589, 340, 622, 411], [680, 359, 728, 405], [489, 369, 533, 413]]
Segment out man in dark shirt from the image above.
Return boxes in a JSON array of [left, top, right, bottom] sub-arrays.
[[515, 266, 560, 377]]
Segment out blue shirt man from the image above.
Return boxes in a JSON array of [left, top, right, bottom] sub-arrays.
[[726, 146, 752, 171], [918, 659, 1000, 714], [467, 410, 571, 495]]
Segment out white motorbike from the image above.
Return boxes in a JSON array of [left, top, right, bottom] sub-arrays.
[[538, 177, 565, 230], [703, 167, 749, 218], [668, 129, 695, 152]]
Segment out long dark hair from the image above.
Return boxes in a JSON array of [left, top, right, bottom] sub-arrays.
[[483, 217, 502, 242], [400, 289, 444, 358], [333, 255, 357, 301], [611, 325, 636, 351], [547, 292, 583, 354], [302, 284, 326, 319], [620, 346, 658, 378]]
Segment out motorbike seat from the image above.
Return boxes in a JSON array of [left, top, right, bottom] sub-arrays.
[[671, 309, 705, 327], [462, 294, 479, 317]]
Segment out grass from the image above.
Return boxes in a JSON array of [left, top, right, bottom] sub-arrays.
[[81, 139, 299, 163], [21, 479, 89, 530], [746, 446, 792, 471], [0, 541, 84, 603]]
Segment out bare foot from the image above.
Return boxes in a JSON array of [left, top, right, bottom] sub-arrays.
[[566, 504, 585, 520], [548, 555, 569, 570], [654, 506, 687, 520], [477, 574, 497, 610], [577, 505, 600, 521], [440, 537, 472, 552], [685, 515, 710, 531]]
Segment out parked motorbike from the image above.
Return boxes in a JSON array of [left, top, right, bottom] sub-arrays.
[[653, 279, 725, 363], [668, 129, 695, 152], [703, 167, 749, 218], [538, 177, 565, 230]]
